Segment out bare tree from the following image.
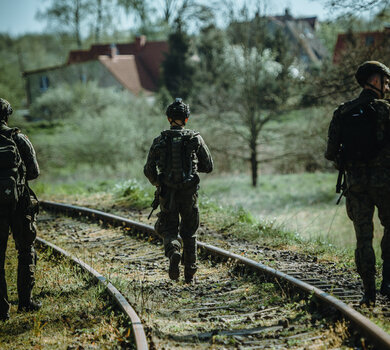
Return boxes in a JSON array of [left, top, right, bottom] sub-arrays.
[[37, 0, 94, 48], [152, 0, 216, 26], [325, 0, 389, 11], [117, 0, 150, 28], [94, 0, 114, 42]]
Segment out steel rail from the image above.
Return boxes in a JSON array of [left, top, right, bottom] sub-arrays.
[[40, 200, 390, 349], [36, 234, 148, 350]]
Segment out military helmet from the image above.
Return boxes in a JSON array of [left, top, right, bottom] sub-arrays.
[[355, 61, 390, 87], [0, 98, 12, 119], [166, 98, 190, 121]]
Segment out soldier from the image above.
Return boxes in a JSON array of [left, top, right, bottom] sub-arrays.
[[0, 98, 41, 321], [144, 98, 213, 283], [325, 61, 390, 306]]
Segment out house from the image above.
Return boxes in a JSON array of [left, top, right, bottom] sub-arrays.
[[228, 9, 329, 66], [267, 9, 329, 65], [333, 28, 390, 63], [23, 36, 169, 105]]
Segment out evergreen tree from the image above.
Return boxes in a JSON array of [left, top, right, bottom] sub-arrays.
[[161, 18, 194, 99]]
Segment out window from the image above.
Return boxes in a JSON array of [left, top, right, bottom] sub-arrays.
[[365, 36, 375, 46], [39, 76, 50, 92]]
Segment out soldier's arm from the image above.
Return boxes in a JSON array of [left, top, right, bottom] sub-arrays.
[[14, 132, 40, 180], [196, 135, 213, 173], [324, 108, 342, 162], [143, 138, 160, 186]]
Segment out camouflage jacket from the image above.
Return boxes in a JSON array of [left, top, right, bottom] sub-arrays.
[[325, 89, 390, 188], [144, 126, 213, 187], [0, 122, 40, 181]]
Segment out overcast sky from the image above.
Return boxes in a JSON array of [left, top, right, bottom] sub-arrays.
[[1, 0, 333, 36]]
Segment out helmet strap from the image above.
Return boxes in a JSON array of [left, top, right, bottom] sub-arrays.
[[366, 81, 383, 98], [170, 119, 184, 127]]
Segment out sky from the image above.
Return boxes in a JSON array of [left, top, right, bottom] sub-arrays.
[[0, 0, 334, 36]]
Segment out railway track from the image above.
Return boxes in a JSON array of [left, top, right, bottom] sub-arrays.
[[37, 200, 390, 349]]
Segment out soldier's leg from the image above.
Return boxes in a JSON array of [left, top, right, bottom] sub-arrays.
[[155, 192, 181, 258], [373, 188, 390, 297], [0, 216, 10, 320], [154, 191, 181, 280], [346, 190, 376, 304], [11, 198, 39, 311], [179, 190, 199, 283]]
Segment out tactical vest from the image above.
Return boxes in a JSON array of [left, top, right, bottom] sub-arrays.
[[0, 128, 25, 208], [340, 99, 387, 163], [156, 129, 200, 189]]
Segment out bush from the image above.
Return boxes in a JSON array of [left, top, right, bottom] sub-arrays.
[[28, 83, 166, 179]]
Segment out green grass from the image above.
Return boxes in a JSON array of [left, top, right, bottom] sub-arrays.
[[0, 241, 134, 349], [34, 171, 385, 266], [200, 172, 385, 259]]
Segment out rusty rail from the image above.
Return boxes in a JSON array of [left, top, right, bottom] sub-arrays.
[[40, 200, 390, 350], [36, 229, 148, 349]]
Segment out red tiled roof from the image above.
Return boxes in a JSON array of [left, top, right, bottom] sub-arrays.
[[99, 55, 156, 94], [66, 37, 169, 94], [333, 30, 390, 63]]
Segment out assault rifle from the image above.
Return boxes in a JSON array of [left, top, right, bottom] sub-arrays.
[[336, 167, 347, 205], [148, 186, 161, 219], [335, 149, 348, 204]]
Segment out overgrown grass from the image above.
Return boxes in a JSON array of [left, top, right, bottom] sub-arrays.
[[201, 172, 384, 258], [0, 241, 134, 349], [32, 171, 362, 266]]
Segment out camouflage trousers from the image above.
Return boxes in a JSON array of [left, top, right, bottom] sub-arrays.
[[346, 186, 390, 281], [0, 193, 38, 316], [155, 186, 199, 272]]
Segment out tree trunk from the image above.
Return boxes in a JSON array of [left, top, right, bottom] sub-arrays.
[[75, 0, 82, 48], [95, 0, 102, 42], [250, 148, 258, 187]]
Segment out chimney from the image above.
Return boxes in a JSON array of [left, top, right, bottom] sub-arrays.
[[135, 35, 146, 52], [109, 43, 118, 58], [284, 8, 292, 20]]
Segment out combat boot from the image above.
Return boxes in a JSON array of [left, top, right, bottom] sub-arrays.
[[184, 265, 197, 284], [169, 251, 181, 281], [360, 278, 376, 307], [18, 299, 42, 312], [0, 311, 9, 321], [380, 261, 390, 298]]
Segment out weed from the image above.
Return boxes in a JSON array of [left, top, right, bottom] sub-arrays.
[[114, 179, 154, 210], [32, 314, 47, 337]]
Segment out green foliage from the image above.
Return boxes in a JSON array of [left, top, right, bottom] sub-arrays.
[[31, 180, 114, 197], [0, 32, 76, 109], [114, 179, 154, 209], [161, 19, 195, 99], [28, 82, 166, 179]]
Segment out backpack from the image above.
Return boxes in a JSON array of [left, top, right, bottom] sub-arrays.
[[339, 99, 385, 162], [0, 128, 24, 208], [157, 129, 200, 189]]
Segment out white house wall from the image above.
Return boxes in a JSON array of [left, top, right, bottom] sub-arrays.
[[25, 61, 127, 104]]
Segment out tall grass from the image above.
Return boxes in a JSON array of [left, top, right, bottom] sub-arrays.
[[201, 172, 384, 257], [21, 82, 166, 181]]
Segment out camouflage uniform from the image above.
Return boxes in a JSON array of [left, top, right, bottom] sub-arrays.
[[325, 88, 390, 300], [0, 121, 40, 319], [144, 125, 213, 281]]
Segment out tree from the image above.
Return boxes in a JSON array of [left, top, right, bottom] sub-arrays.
[[161, 19, 195, 99], [199, 44, 294, 187], [193, 3, 297, 186], [93, 0, 114, 42], [153, 0, 215, 26], [116, 0, 150, 30], [37, 0, 94, 48], [301, 24, 390, 107], [324, 0, 389, 12], [192, 24, 228, 93]]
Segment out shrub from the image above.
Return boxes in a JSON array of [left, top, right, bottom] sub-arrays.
[[28, 82, 166, 179]]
